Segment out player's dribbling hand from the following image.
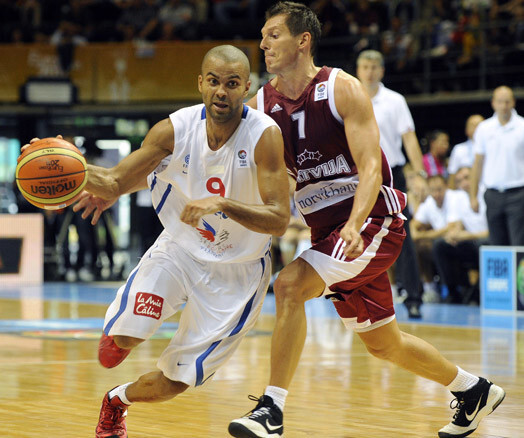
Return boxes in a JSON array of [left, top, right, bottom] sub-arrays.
[[180, 196, 223, 227], [20, 135, 64, 157], [73, 191, 117, 225], [340, 225, 364, 259]]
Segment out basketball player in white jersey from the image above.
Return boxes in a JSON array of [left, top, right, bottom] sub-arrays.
[[26, 45, 290, 438], [228, 3, 504, 438]]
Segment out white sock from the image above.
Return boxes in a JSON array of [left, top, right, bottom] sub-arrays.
[[108, 382, 133, 405], [446, 367, 480, 392], [265, 386, 288, 412]]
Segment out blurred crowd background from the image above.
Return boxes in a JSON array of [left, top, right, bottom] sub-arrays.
[[1, 0, 523, 310], [1, 0, 524, 93]]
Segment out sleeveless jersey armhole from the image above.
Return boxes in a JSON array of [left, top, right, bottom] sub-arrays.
[[328, 68, 343, 124], [257, 87, 265, 112]]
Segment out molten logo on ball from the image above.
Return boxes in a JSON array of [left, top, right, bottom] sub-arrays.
[[30, 180, 78, 196]]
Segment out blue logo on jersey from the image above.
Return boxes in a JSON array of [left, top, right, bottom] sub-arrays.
[[183, 154, 190, 174]]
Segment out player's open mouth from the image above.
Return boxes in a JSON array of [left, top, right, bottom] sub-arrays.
[[213, 102, 228, 109]]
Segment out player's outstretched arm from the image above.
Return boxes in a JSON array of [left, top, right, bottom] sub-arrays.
[[335, 71, 382, 258], [85, 118, 174, 200], [180, 126, 290, 236]]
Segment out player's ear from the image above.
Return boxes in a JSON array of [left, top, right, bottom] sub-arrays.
[[298, 31, 311, 52], [244, 80, 251, 98], [197, 75, 203, 93]]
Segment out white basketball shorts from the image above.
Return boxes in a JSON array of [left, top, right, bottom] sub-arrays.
[[103, 230, 271, 387]]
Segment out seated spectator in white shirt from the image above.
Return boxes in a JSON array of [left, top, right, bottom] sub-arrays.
[[411, 175, 461, 300], [405, 164, 429, 217], [447, 114, 484, 189], [432, 167, 489, 304]]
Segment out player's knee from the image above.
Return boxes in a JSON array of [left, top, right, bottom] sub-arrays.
[[366, 345, 394, 360], [273, 272, 307, 305], [113, 335, 144, 349], [152, 375, 189, 400], [364, 341, 397, 361], [164, 379, 189, 398]]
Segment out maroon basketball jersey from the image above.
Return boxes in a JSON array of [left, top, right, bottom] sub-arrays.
[[257, 66, 406, 234]]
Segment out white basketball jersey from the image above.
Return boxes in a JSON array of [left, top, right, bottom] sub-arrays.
[[147, 103, 278, 263]]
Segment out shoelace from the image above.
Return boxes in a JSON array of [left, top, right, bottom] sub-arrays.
[[248, 406, 271, 419], [449, 397, 466, 421], [100, 402, 126, 429], [242, 395, 268, 418]]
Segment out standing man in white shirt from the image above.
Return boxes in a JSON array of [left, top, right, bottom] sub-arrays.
[[356, 49, 425, 318], [470, 86, 524, 245], [447, 114, 484, 189]]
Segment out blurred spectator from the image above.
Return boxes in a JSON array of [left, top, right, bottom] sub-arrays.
[[470, 85, 524, 245], [142, 0, 197, 41], [50, 2, 88, 75], [116, 0, 160, 41], [345, 0, 386, 53], [423, 130, 450, 178], [432, 166, 489, 304], [135, 188, 163, 254], [211, 0, 258, 25], [411, 175, 462, 301], [310, 0, 349, 38], [447, 114, 484, 188], [381, 16, 416, 74], [356, 49, 425, 318], [16, 0, 42, 37], [510, 3, 524, 44], [454, 7, 482, 68]]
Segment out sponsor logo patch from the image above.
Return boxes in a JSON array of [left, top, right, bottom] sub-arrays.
[[237, 149, 249, 168], [133, 292, 163, 320], [314, 81, 328, 101]]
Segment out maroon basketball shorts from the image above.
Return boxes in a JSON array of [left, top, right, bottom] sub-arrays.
[[299, 216, 406, 332]]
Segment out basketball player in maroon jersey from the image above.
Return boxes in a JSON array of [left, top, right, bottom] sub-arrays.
[[228, 3, 504, 438]]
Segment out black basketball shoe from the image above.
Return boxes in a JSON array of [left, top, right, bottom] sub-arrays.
[[438, 377, 505, 437], [229, 395, 283, 438]]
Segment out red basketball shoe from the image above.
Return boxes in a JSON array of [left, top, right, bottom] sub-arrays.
[[95, 391, 128, 438], [98, 333, 131, 368]]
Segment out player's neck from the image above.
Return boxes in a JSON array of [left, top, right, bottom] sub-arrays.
[[205, 116, 241, 151], [273, 61, 321, 100]]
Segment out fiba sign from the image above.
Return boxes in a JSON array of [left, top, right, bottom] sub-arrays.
[[480, 246, 524, 313]]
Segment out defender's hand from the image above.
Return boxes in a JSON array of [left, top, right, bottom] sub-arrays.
[[340, 224, 364, 259]]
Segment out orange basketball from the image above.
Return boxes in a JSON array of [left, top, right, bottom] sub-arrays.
[[15, 137, 88, 210]]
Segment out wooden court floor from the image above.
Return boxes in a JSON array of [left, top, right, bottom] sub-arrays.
[[0, 285, 523, 438]]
